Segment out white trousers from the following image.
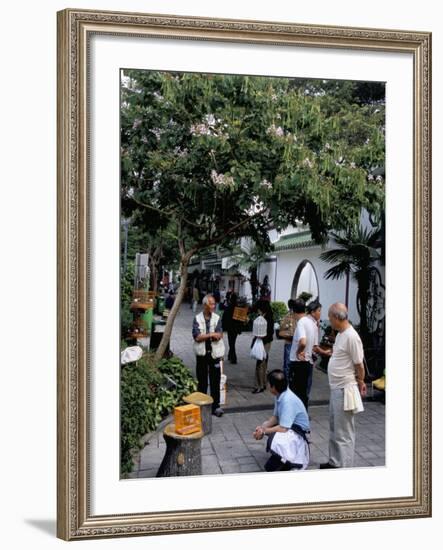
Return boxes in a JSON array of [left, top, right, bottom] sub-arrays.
[[328, 388, 356, 468]]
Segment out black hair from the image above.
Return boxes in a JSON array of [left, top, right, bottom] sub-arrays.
[[267, 369, 288, 393], [293, 299, 306, 314], [307, 300, 322, 313], [288, 298, 296, 311], [255, 299, 273, 318]]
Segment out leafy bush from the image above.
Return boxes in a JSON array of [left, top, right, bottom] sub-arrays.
[[121, 260, 135, 339], [120, 353, 197, 475], [270, 301, 288, 323]]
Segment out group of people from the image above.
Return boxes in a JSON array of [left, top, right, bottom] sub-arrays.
[[191, 293, 367, 471]]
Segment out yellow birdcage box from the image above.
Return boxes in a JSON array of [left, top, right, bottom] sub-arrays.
[[174, 404, 202, 435], [232, 306, 248, 322]]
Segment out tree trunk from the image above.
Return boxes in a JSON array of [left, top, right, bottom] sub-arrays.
[[154, 253, 191, 362], [345, 270, 350, 308], [156, 424, 203, 477], [149, 257, 159, 293]]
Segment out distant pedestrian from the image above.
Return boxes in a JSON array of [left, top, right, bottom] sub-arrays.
[[192, 286, 199, 313], [320, 303, 366, 469], [221, 292, 243, 364], [192, 294, 225, 417], [165, 291, 175, 310], [278, 299, 298, 380], [251, 300, 274, 393], [219, 286, 227, 307], [253, 370, 310, 471]]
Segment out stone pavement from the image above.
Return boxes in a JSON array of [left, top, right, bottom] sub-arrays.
[[136, 402, 385, 477], [133, 304, 385, 478]]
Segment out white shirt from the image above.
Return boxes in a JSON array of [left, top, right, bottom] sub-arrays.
[[289, 315, 318, 363], [328, 326, 364, 389]]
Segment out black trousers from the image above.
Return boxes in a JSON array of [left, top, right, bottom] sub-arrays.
[[288, 361, 311, 410], [196, 353, 221, 411], [227, 331, 238, 362]]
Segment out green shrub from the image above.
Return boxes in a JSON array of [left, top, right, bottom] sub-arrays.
[[120, 353, 197, 475], [270, 301, 288, 323]]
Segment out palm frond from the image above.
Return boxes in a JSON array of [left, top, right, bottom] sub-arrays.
[[323, 262, 351, 281]]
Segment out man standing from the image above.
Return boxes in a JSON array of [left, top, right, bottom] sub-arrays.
[[278, 299, 297, 381], [305, 300, 331, 401], [192, 294, 225, 417], [253, 370, 310, 471], [288, 299, 312, 409], [320, 303, 366, 469]]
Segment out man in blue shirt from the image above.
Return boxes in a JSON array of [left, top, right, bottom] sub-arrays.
[[253, 369, 310, 471]]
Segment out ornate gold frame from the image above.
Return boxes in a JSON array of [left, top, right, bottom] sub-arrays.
[[57, 8, 431, 540]]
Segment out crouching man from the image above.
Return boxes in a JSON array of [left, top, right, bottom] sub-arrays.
[[253, 369, 310, 471]]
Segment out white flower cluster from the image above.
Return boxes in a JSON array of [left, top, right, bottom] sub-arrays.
[[173, 146, 189, 157], [303, 158, 314, 169], [334, 156, 345, 166], [266, 124, 297, 142], [211, 170, 235, 189], [260, 179, 273, 189], [190, 114, 228, 138], [266, 124, 285, 138], [132, 118, 142, 130], [245, 196, 266, 216], [151, 128, 164, 141], [367, 174, 383, 182]]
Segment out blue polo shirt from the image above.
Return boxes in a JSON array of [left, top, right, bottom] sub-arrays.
[[273, 388, 310, 431]]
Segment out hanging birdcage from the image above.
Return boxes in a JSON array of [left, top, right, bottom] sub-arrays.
[[252, 315, 267, 338]]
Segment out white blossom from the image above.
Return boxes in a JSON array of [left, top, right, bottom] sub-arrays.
[[260, 179, 273, 189], [367, 174, 374, 181], [151, 128, 164, 141], [173, 146, 188, 157], [190, 114, 228, 138], [376, 175, 383, 182], [303, 158, 314, 169], [245, 196, 265, 215], [132, 118, 142, 130], [266, 124, 285, 137], [350, 162, 356, 169], [211, 170, 235, 189]]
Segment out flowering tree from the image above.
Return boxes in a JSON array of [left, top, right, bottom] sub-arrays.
[[121, 71, 385, 360]]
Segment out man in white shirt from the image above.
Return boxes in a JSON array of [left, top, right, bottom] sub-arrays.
[[320, 302, 367, 469], [288, 299, 318, 410]]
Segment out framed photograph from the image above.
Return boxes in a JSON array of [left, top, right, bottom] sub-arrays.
[[57, 8, 431, 540]]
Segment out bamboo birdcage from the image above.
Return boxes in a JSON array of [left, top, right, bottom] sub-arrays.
[[232, 306, 248, 322], [252, 315, 268, 337]]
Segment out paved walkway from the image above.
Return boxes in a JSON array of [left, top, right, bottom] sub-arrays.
[[136, 402, 385, 477], [132, 304, 385, 478]]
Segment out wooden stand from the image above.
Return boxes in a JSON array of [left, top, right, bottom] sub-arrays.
[[156, 424, 204, 478], [183, 392, 214, 435]]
